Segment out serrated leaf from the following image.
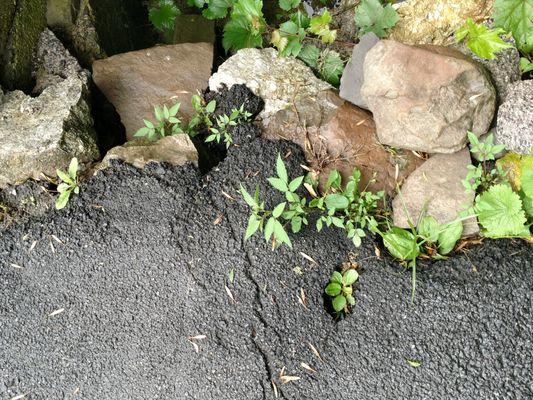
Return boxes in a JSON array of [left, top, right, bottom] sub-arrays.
[[268, 177, 289, 192], [493, 0, 533, 53], [272, 202, 286, 218], [288, 176, 304, 192], [223, 16, 263, 52], [474, 184, 529, 237], [298, 44, 320, 68], [276, 154, 288, 183], [240, 185, 257, 207], [456, 19, 513, 60], [202, 0, 233, 19], [273, 219, 292, 248], [354, 0, 399, 38], [319, 50, 344, 86], [149, 0, 180, 32]]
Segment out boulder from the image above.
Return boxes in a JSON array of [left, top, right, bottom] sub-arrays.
[[264, 92, 423, 195], [390, 0, 494, 46], [208, 48, 333, 121], [495, 80, 533, 155], [0, 0, 47, 91], [361, 40, 496, 153], [92, 42, 213, 149], [0, 29, 98, 188], [96, 136, 198, 171], [339, 32, 379, 109], [393, 148, 478, 236]]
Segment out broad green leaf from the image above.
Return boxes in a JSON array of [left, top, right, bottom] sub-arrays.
[[325, 194, 349, 209], [205, 100, 217, 113], [279, 0, 300, 11], [382, 227, 420, 261], [291, 216, 302, 233], [223, 16, 263, 52], [521, 155, 533, 199], [276, 153, 288, 183], [437, 220, 463, 255], [134, 127, 151, 137], [272, 202, 286, 218], [297, 44, 320, 69], [456, 19, 513, 60], [319, 50, 344, 86], [332, 295, 346, 312], [288, 176, 304, 192], [331, 271, 343, 284], [343, 269, 359, 286], [245, 214, 261, 239], [144, 119, 154, 129], [493, 0, 533, 53], [520, 57, 533, 73], [325, 282, 342, 296], [55, 190, 71, 210], [309, 10, 336, 44], [474, 184, 529, 237], [325, 170, 341, 190], [149, 0, 180, 32], [169, 102, 181, 116], [202, 0, 233, 19], [354, 0, 399, 38], [417, 215, 440, 243], [268, 177, 289, 192]]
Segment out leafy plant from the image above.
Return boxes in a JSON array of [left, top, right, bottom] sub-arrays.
[[493, 0, 533, 54], [462, 132, 507, 193], [473, 184, 530, 237], [240, 154, 384, 249], [223, 0, 267, 52], [455, 18, 513, 60], [188, 94, 217, 136], [56, 158, 80, 210], [325, 269, 358, 313], [298, 45, 345, 86], [206, 104, 252, 147], [354, 0, 400, 38], [135, 103, 184, 141], [520, 57, 533, 73], [149, 0, 181, 41]]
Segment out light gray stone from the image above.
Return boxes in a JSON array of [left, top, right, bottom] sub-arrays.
[[361, 40, 496, 154], [0, 29, 98, 188], [339, 32, 379, 109], [495, 80, 533, 155], [393, 148, 478, 236]]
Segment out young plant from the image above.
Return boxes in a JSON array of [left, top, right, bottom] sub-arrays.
[[297, 45, 345, 86], [354, 0, 400, 38], [188, 94, 216, 136], [149, 0, 180, 42], [455, 18, 513, 60], [462, 132, 507, 193], [135, 103, 184, 141], [325, 269, 358, 314], [240, 154, 384, 249], [206, 105, 252, 147], [56, 158, 80, 210]]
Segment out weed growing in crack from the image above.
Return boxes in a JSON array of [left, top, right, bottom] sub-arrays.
[[55, 158, 80, 210], [325, 269, 358, 314], [206, 105, 252, 148], [135, 103, 184, 140]]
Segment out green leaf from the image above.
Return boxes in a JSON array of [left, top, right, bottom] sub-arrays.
[[456, 19, 513, 60], [205, 100, 217, 113], [279, 0, 300, 10], [134, 127, 151, 137], [291, 216, 302, 233], [276, 154, 288, 183], [319, 50, 344, 86], [57, 183, 70, 193], [265, 217, 275, 241], [493, 0, 533, 53], [332, 295, 346, 312], [223, 16, 263, 51], [354, 0, 399, 38], [245, 214, 261, 239], [346, 294, 356, 306], [417, 215, 440, 243], [144, 119, 154, 129], [57, 169, 73, 185], [382, 227, 420, 261], [343, 269, 359, 286], [474, 184, 529, 237], [68, 157, 78, 179], [331, 271, 343, 284], [272, 202, 286, 218], [149, 0, 180, 32], [437, 220, 463, 255], [288, 176, 304, 192], [240, 185, 257, 207], [297, 44, 320, 69], [406, 359, 422, 368], [55, 190, 71, 210], [521, 155, 533, 199], [520, 57, 533, 73], [308, 10, 336, 44], [202, 0, 233, 19], [325, 194, 349, 209], [169, 102, 181, 116], [268, 177, 289, 192], [325, 282, 342, 296], [273, 219, 292, 248]]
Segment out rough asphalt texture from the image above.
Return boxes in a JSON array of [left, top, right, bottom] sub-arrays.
[[1, 107, 532, 399]]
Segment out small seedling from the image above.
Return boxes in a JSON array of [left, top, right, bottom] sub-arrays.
[[55, 158, 79, 210], [206, 105, 252, 148], [188, 94, 216, 136], [135, 103, 183, 141], [325, 269, 358, 313]]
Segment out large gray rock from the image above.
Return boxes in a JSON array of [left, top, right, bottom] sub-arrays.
[[208, 48, 334, 121], [0, 29, 98, 188], [339, 32, 379, 109], [495, 80, 533, 155], [393, 148, 478, 236], [361, 40, 496, 153]]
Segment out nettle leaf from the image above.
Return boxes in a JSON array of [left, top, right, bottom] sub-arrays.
[[456, 19, 513, 60], [493, 0, 533, 53], [202, 0, 234, 19], [382, 227, 420, 261], [149, 0, 180, 32], [319, 50, 344, 86], [474, 184, 529, 237], [332, 295, 346, 312], [325, 282, 342, 297], [437, 220, 463, 255], [343, 269, 359, 286], [325, 193, 349, 210], [298, 44, 320, 69], [223, 16, 263, 51], [279, 0, 300, 11], [354, 0, 399, 38]]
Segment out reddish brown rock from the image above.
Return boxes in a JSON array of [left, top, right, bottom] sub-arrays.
[[92, 43, 213, 145], [263, 91, 423, 195]]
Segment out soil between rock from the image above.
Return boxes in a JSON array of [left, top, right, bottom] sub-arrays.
[[0, 132, 532, 399]]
